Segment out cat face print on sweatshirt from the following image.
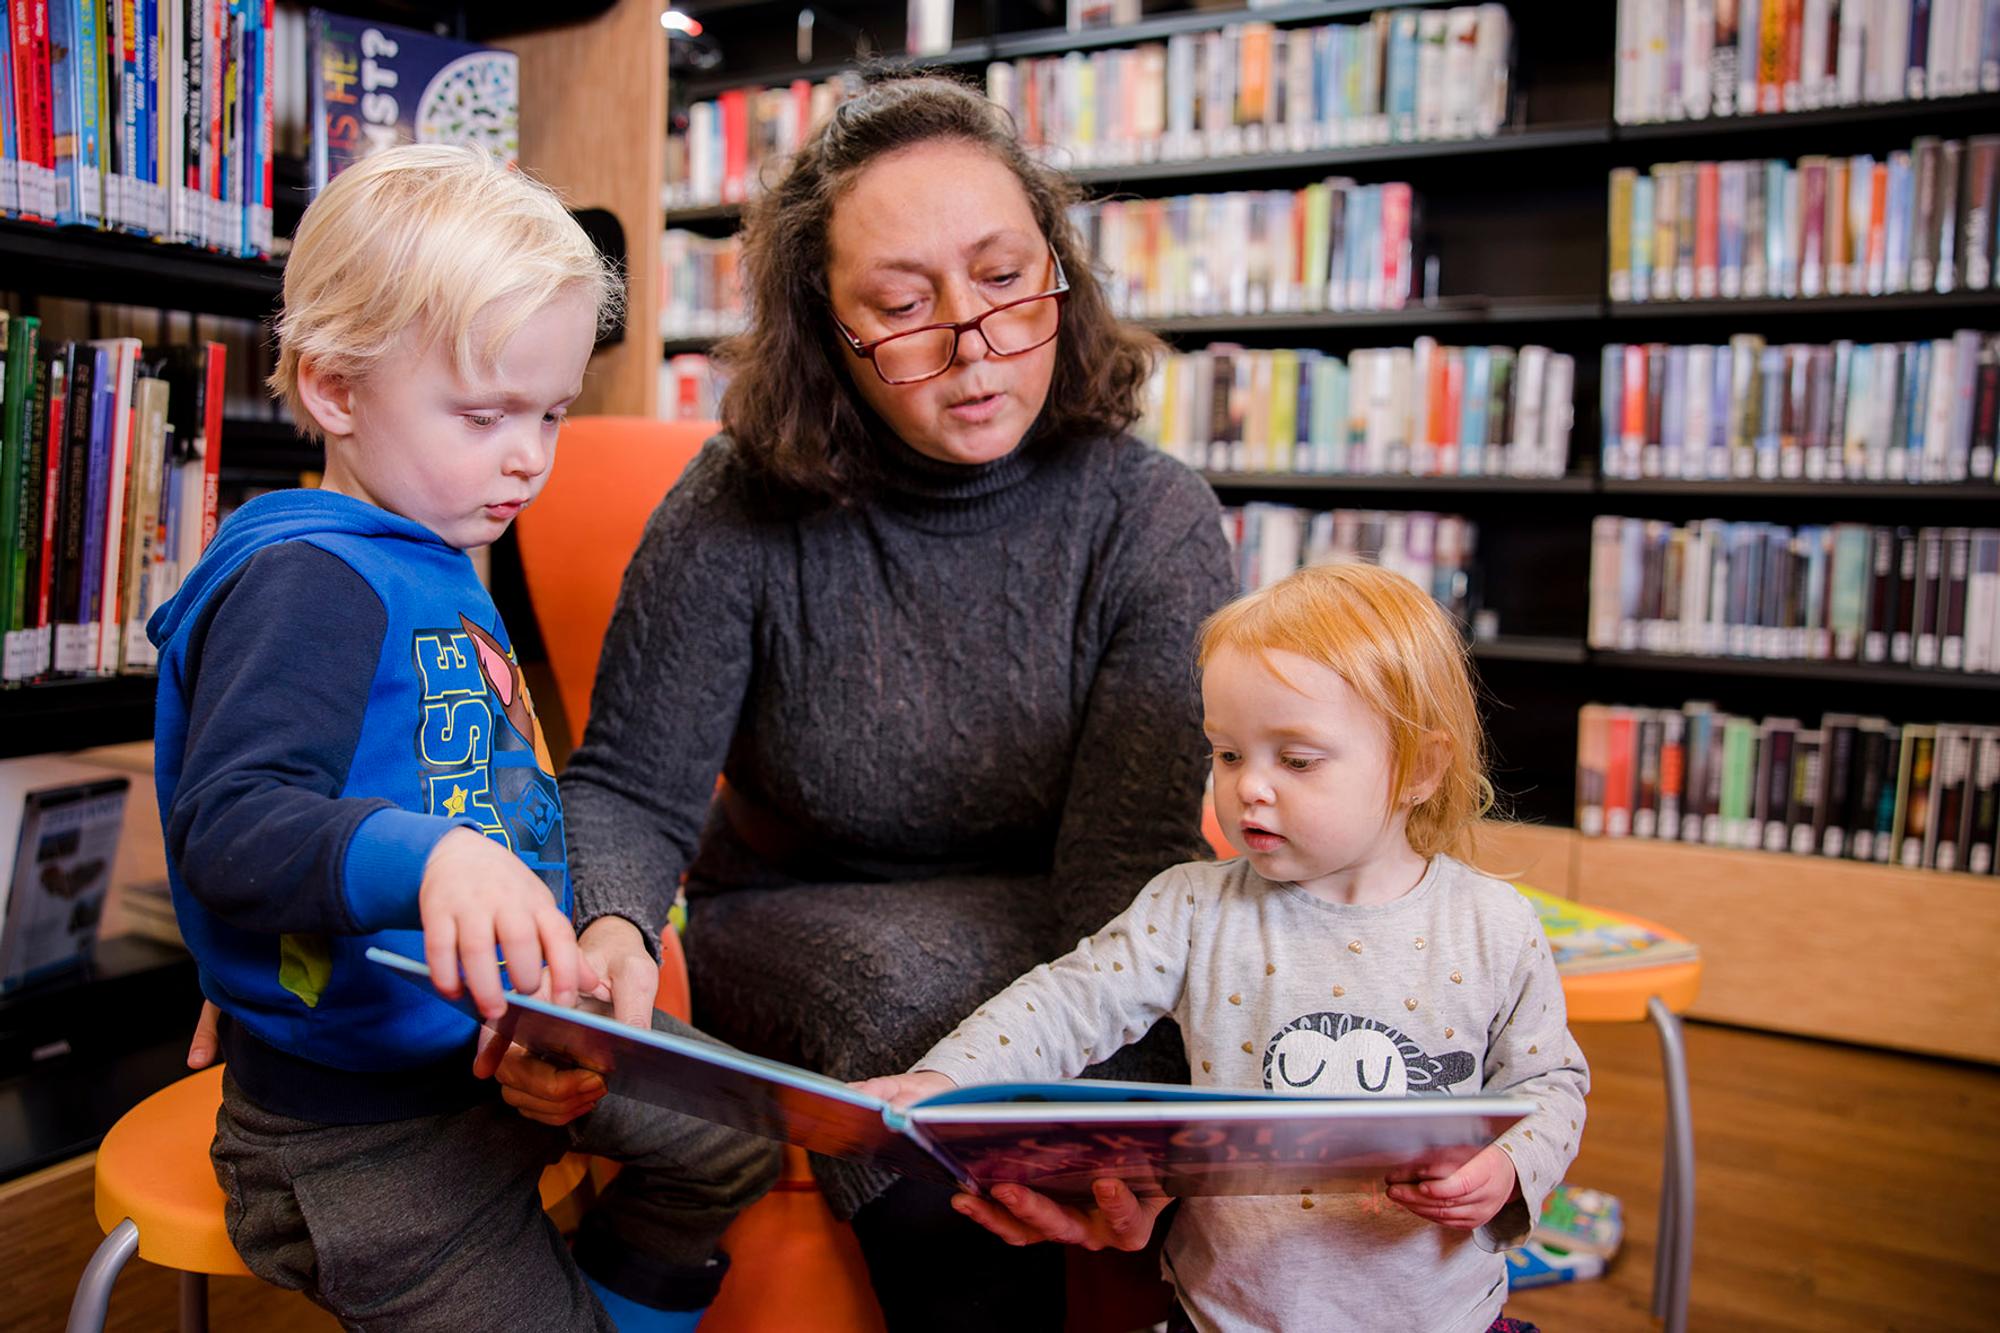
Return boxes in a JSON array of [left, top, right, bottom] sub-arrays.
[[1261, 1011, 1476, 1096]]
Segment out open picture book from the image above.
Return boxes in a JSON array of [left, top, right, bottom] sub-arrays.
[[368, 948, 1531, 1202]]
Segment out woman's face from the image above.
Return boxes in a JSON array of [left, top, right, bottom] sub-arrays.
[[825, 139, 1060, 467]]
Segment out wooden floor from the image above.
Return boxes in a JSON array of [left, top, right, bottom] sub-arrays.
[[7, 1020, 1997, 1331], [1507, 1020, 2000, 1333]]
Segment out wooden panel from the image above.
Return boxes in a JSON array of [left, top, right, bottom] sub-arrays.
[[1470, 821, 1577, 897], [512, 0, 666, 417], [0, 1153, 337, 1332], [1577, 836, 2000, 1064]]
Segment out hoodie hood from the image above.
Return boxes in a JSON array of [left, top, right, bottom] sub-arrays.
[[149, 489, 450, 648]]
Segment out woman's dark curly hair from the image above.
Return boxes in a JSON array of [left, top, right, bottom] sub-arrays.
[[714, 73, 1162, 501]]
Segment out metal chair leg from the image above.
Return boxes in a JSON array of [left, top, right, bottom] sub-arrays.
[[179, 1271, 210, 1333], [1652, 1122, 1676, 1319], [1649, 997, 1695, 1333], [67, 1218, 140, 1333]]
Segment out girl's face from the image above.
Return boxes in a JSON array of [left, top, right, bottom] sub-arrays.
[[1203, 646, 1434, 905], [824, 139, 1060, 467]]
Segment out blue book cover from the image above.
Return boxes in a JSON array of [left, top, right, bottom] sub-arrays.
[[1631, 175, 1654, 302], [1461, 344, 1490, 475], [79, 347, 114, 631], [1599, 345, 1622, 475], [59, 0, 104, 226], [306, 7, 518, 195], [1386, 11, 1419, 142], [1, 5, 18, 219], [1709, 339, 1733, 478], [368, 947, 1532, 1203]]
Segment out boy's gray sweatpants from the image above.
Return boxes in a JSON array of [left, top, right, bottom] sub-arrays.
[[210, 1009, 781, 1331]]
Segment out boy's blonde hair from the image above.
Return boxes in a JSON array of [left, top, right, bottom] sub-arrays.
[[1197, 561, 1494, 859], [270, 144, 619, 441]]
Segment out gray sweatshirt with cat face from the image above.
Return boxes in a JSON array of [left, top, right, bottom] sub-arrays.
[[914, 853, 1589, 1333]]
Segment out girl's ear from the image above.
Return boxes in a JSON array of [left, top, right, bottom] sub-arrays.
[[296, 357, 357, 440], [1404, 730, 1452, 806]]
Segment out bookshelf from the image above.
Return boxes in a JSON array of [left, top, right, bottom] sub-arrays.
[[662, 0, 2000, 1057]]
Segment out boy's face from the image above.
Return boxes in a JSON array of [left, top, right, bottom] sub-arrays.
[[1203, 646, 1414, 899], [314, 286, 597, 549]]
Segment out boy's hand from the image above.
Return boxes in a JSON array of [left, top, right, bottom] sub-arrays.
[[953, 1179, 1170, 1253], [848, 1070, 958, 1109], [187, 1000, 222, 1069], [1384, 1144, 1519, 1230], [419, 827, 592, 1021]]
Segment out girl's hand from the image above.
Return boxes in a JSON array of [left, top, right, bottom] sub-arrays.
[[1384, 1144, 1519, 1230], [848, 1070, 958, 1109], [952, 1179, 1170, 1253]]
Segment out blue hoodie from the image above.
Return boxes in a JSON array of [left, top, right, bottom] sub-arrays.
[[149, 490, 570, 1123]]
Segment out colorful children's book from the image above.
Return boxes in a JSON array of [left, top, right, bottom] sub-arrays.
[[369, 947, 1532, 1203], [306, 8, 517, 194], [1504, 1240, 1608, 1290], [1531, 1181, 1624, 1259], [1513, 882, 1700, 975]]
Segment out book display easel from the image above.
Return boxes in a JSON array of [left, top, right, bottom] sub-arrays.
[[659, 0, 2000, 1061]]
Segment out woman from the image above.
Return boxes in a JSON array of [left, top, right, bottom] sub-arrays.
[[513, 75, 1234, 1327]]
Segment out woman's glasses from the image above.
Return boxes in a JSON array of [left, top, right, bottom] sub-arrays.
[[834, 249, 1070, 386]]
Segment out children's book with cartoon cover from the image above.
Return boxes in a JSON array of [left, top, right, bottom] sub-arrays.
[[306, 9, 518, 194], [1515, 883, 1700, 975], [369, 948, 1531, 1202], [1531, 1182, 1624, 1258]]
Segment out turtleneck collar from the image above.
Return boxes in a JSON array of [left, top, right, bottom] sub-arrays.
[[869, 419, 1045, 533]]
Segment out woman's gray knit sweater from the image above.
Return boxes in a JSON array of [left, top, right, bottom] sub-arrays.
[[563, 428, 1234, 1218]]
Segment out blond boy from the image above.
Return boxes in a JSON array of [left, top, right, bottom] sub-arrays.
[[147, 145, 776, 1331]]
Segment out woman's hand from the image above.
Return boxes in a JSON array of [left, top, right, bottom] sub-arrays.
[[951, 1178, 1170, 1252], [479, 915, 660, 1125], [848, 1070, 957, 1108], [187, 1000, 222, 1069]]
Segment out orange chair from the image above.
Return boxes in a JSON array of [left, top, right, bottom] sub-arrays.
[[516, 416, 1171, 1333], [1201, 802, 1698, 1333], [68, 1064, 594, 1333]]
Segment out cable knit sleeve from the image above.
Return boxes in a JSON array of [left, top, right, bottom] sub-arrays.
[[561, 440, 762, 950], [1046, 453, 1234, 952]]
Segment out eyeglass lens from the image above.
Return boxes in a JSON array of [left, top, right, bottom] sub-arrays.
[[873, 294, 1062, 383]]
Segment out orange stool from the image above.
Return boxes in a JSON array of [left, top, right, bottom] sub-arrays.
[[67, 1064, 594, 1333]]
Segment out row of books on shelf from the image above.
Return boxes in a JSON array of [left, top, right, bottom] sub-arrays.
[[0, 313, 225, 684], [1587, 518, 2000, 674], [661, 228, 745, 340], [1597, 331, 2000, 483], [664, 5, 1510, 209], [1607, 136, 2000, 303], [1614, 0, 2000, 126], [1075, 179, 1420, 319], [985, 5, 1512, 170], [662, 179, 1428, 327], [1576, 701, 2000, 875], [0, 0, 278, 256], [1138, 341, 1575, 479], [1219, 504, 1478, 623]]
